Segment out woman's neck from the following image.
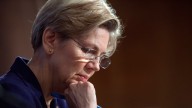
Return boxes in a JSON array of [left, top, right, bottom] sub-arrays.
[[27, 51, 53, 103]]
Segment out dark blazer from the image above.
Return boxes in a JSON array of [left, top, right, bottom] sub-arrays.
[[0, 57, 68, 108]]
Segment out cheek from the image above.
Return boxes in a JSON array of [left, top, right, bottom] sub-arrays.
[[51, 53, 74, 79], [53, 59, 86, 88], [50, 46, 86, 83]]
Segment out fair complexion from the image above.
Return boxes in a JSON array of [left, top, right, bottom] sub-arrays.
[[28, 27, 110, 108]]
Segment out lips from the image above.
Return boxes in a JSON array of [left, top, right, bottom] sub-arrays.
[[76, 74, 89, 82]]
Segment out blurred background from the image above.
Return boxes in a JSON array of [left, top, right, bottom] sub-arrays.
[[0, 0, 191, 108]]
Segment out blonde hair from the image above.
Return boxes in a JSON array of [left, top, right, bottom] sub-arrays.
[[31, 0, 123, 56]]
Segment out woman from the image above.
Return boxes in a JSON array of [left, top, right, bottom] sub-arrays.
[[0, 0, 123, 108]]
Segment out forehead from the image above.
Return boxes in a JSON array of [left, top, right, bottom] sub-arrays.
[[78, 28, 110, 53]]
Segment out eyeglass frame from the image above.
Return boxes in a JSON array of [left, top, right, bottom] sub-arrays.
[[67, 37, 111, 69]]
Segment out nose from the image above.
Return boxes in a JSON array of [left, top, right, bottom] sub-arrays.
[[92, 59, 100, 72], [86, 59, 100, 72]]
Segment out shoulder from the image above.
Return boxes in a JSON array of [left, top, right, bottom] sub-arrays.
[[0, 72, 31, 97], [0, 83, 33, 108], [0, 73, 42, 108], [0, 57, 47, 108]]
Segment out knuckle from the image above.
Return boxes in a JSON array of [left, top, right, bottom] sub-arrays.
[[86, 82, 94, 89]]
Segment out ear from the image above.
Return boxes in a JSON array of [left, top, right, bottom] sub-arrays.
[[42, 27, 56, 54]]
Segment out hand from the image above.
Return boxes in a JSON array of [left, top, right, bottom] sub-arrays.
[[64, 81, 97, 108]]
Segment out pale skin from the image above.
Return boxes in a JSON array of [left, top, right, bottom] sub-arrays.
[[27, 27, 110, 108]]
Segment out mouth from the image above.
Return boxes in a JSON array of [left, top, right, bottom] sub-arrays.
[[76, 74, 89, 82]]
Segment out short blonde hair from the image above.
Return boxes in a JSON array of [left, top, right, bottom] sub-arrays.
[[31, 0, 123, 56]]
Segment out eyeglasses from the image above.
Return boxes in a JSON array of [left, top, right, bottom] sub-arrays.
[[69, 38, 111, 69]]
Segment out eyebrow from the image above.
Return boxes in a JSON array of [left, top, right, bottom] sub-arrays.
[[79, 39, 107, 56], [87, 43, 107, 56]]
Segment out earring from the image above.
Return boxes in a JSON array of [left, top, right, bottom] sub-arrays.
[[49, 49, 53, 54]]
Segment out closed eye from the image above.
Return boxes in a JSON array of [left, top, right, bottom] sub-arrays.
[[81, 47, 97, 55]]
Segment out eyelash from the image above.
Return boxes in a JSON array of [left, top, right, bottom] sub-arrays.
[[81, 47, 96, 54]]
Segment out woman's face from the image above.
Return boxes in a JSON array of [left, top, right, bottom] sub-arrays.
[[49, 27, 110, 92]]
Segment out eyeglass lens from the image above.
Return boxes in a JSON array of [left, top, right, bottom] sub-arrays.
[[70, 37, 111, 69]]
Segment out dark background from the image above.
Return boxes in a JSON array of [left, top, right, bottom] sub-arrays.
[[0, 0, 191, 108]]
